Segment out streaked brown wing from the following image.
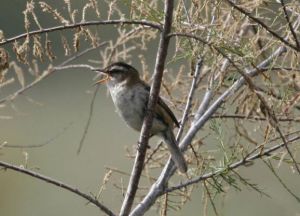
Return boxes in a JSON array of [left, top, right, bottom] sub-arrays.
[[143, 81, 180, 128], [157, 97, 180, 128]]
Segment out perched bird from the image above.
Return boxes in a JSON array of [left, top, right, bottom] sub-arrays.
[[94, 62, 187, 173]]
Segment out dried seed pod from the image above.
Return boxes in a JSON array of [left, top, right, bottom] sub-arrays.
[[0, 30, 5, 42], [0, 48, 9, 72]]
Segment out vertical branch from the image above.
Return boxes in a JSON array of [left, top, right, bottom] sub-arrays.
[[176, 59, 203, 140], [119, 1, 175, 216]]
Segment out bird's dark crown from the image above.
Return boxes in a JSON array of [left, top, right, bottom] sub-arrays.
[[104, 62, 140, 84], [105, 62, 137, 74]]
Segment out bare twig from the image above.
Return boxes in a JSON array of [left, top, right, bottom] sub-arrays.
[[77, 84, 100, 154], [211, 114, 300, 122], [0, 160, 115, 216], [203, 181, 219, 216], [0, 20, 161, 46], [176, 58, 203, 140], [53, 64, 95, 71], [181, 0, 191, 24], [263, 160, 300, 202], [144, 141, 163, 165], [194, 75, 213, 121], [4, 121, 73, 148], [119, 1, 175, 216]]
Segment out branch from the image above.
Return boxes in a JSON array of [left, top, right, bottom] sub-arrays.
[[194, 75, 213, 121], [263, 160, 300, 202], [224, 0, 299, 52], [77, 84, 100, 154], [211, 114, 300, 122], [0, 20, 161, 46], [4, 121, 73, 148], [166, 135, 300, 193], [176, 58, 203, 140], [119, 1, 175, 216], [0, 160, 115, 216]]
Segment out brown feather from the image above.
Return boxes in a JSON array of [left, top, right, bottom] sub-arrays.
[[156, 97, 180, 128]]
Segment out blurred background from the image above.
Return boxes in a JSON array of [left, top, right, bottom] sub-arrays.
[[0, 1, 300, 216]]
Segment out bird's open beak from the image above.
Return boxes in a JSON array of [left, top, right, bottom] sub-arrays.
[[92, 68, 106, 73], [93, 68, 110, 85]]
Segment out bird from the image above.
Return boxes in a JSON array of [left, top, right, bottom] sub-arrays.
[[94, 62, 187, 173]]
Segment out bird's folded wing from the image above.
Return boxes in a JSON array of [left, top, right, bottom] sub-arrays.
[[143, 82, 180, 128], [156, 97, 180, 128]]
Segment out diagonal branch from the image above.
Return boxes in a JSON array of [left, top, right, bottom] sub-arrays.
[[0, 160, 116, 216], [119, 1, 175, 216], [0, 20, 161, 46]]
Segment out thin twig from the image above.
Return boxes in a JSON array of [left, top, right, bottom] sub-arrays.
[[176, 58, 203, 140], [263, 160, 300, 202], [203, 181, 219, 216], [144, 141, 163, 165], [194, 75, 213, 121], [77, 84, 100, 154], [181, 0, 191, 24], [0, 160, 115, 216], [4, 121, 73, 148], [211, 114, 300, 122], [53, 64, 95, 71], [0, 20, 161, 46]]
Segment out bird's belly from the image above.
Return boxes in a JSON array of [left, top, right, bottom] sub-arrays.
[[110, 85, 146, 131]]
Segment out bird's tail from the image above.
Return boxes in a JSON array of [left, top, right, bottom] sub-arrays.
[[161, 129, 187, 173]]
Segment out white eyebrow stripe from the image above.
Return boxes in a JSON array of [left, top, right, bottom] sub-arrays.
[[109, 65, 127, 71]]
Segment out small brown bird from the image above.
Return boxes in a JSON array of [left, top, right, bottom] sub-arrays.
[[94, 62, 187, 173]]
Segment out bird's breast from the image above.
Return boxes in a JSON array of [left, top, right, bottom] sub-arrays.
[[108, 83, 148, 131]]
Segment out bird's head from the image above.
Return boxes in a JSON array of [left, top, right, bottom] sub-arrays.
[[94, 62, 140, 85]]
